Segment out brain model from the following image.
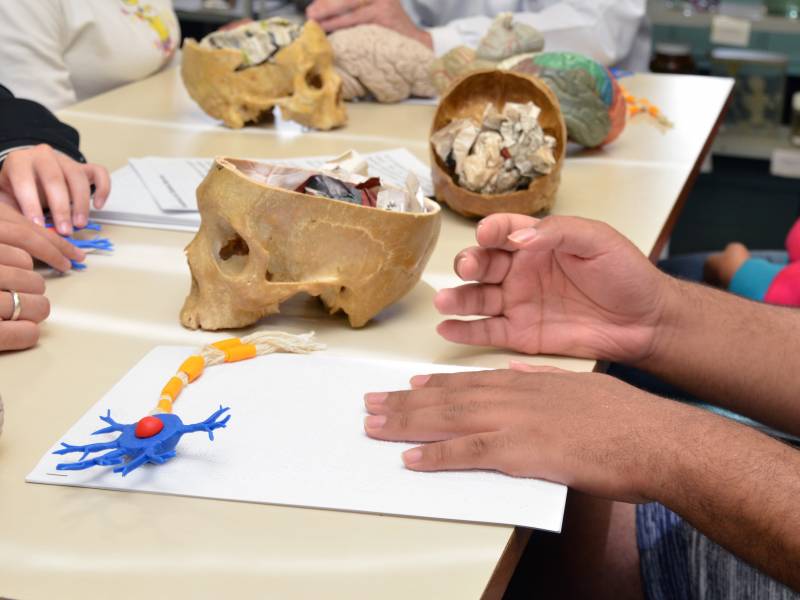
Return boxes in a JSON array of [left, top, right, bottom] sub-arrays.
[[429, 14, 626, 148], [506, 52, 626, 148], [329, 25, 437, 103]]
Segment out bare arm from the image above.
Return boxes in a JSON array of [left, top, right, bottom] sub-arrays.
[[652, 399, 800, 589], [644, 279, 800, 436], [363, 368, 800, 590], [436, 214, 800, 436]]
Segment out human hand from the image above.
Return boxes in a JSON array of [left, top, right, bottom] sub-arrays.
[[0, 238, 50, 351], [0, 203, 84, 273], [306, 0, 432, 48], [435, 215, 674, 365], [0, 144, 110, 235], [364, 366, 690, 502]]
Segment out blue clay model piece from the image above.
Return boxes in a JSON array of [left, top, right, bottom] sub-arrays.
[[54, 407, 231, 476]]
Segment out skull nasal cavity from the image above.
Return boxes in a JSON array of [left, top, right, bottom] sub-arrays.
[[306, 71, 323, 89], [219, 235, 249, 260]]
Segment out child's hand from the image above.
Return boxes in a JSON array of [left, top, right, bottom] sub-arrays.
[[0, 203, 84, 273], [0, 144, 110, 235]]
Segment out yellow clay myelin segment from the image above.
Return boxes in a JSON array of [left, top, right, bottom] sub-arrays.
[[212, 338, 242, 350], [223, 344, 257, 362], [179, 355, 206, 382], [157, 397, 174, 414]]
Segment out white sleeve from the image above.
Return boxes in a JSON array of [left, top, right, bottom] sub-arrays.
[[0, 0, 77, 109], [427, 0, 646, 67]]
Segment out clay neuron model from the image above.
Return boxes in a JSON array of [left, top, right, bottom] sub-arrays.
[[55, 331, 323, 475], [181, 18, 347, 130], [430, 13, 626, 148], [180, 152, 441, 330], [430, 70, 566, 218], [330, 25, 437, 103]]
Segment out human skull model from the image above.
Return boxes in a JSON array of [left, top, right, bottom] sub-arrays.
[[180, 158, 442, 330], [181, 19, 347, 130]]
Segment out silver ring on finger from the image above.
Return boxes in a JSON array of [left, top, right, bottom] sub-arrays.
[[2, 289, 22, 321]]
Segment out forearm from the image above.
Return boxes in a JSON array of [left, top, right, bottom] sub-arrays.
[[648, 406, 800, 590], [641, 277, 800, 436]]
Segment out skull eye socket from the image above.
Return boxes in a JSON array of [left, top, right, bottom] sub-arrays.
[[215, 230, 251, 276], [305, 70, 323, 90], [219, 235, 249, 260]]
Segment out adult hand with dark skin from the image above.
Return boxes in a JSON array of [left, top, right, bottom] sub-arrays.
[[439, 213, 800, 435], [363, 215, 800, 590], [306, 0, 433, 48], [435, 214, 672, 364], [366, 366, 681, 503], [363, 365, 800, 591]]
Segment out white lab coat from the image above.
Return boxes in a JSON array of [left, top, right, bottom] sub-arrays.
[[401, 0, 650, 71], [0, 0, 180, 111]]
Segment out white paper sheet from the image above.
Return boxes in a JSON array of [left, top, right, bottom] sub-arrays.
[[129, 157, 213, 212], [114, 148, 434, 214], [90, 165, 201, 231], [27, 348, 567, 532]]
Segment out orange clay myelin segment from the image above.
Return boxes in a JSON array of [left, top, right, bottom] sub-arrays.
[[155, 340, 264, 414], [179, 355, 206, 382], [161, 376, 185, 402], [223, 344, 257, 363], [212, 338, 242, 351]]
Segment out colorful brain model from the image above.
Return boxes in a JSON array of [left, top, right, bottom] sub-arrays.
[[509, 52, 626, 148]]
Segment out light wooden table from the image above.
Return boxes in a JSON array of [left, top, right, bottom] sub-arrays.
[[0, 67, 732, 600]]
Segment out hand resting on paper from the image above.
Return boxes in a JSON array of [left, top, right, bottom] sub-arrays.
[[0, 144, 110, 235], [364, 365, 698, 503], [362, 213, 800, 591]]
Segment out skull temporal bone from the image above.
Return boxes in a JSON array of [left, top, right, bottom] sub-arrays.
[[180, 158, 442, 330]]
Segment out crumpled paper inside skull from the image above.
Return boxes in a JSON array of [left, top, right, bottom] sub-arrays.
[[201, 19, 301, 68], [431, 101, 556, 194], [242, 151, 428, 213]]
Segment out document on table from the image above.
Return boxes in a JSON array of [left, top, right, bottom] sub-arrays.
[[102, 148, 435, 219], [27, 348, 567, 532]]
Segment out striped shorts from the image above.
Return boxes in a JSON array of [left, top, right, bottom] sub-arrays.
[[636, 502, 798, 600]]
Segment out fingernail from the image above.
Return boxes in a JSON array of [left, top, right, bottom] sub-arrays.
[[402, 448, 423, 466], [508, 228, 538, 244], [74, 214, 87, 228], [455, 255, 466, 272], [364, 392, 387, 406], [364, 415, 386, 430], [57, 222, 71, 236], [32, 216, 45, 227], [410, 374, 430, 388]]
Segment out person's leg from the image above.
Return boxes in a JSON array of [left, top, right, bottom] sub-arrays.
[[704, 242, 750, 288], [507, 493, 642, 600]]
